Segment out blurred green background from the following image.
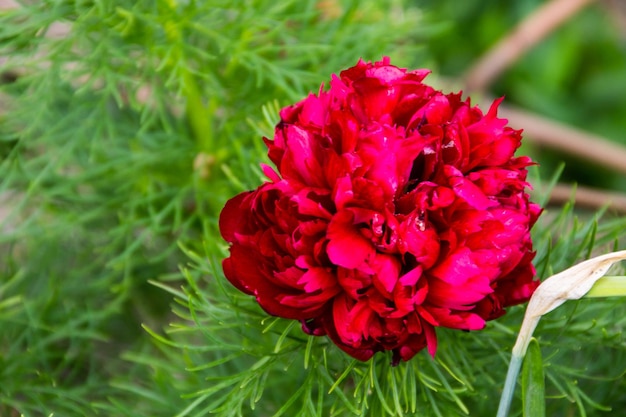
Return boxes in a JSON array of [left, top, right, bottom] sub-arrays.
[[1, 0, 626, 416], [419, 0, 626, 193]]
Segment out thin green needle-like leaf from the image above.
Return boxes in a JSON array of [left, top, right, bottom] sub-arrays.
[[318, 366, 360, 415], [328, 359, 357, 394], [370, 360, 395, 416], [389, 367, 404, 417], [427, 359, 469, 415], [271, 373, 311, 417], [304, 335, 315, 370]]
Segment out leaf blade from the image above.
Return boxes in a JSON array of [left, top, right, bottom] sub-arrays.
[[522, 338, 545, 417]]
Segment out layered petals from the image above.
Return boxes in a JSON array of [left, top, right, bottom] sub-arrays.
[[219, 57, 541, 363]]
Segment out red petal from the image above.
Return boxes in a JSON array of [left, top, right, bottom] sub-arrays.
[[448, 173, 497, 210], [428, 306, 486, 330], [372, 254, 401, 294], [297, 267, 338, 293], [261, 163, 281, 182], [219, 191, 250, 242], [222, 255, 254, 295], [424, 321, 438, 357], [326, 210, 374, 269]]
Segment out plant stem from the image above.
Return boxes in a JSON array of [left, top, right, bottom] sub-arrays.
[[160, 0, 213, 151], [183, 70, 214, 151], [496, 353, 523, 417]]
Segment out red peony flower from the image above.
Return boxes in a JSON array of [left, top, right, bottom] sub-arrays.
[[219, 57, 541, 364]]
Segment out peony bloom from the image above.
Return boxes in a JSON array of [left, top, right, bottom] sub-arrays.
[[219, 57, 541, 364]]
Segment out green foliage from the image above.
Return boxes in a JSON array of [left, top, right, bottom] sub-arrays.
[[1, 1, 626, 416], [0, 0, 427, 415]]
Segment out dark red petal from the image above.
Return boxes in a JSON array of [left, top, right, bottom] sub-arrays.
[[219, 191, 251, 242], [222, 254, 254, 295], [424, 321, 438, 357]]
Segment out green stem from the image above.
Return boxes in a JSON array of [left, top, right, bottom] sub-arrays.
[[160, 0, 213, 151], [497, 353, 523, 417], [585, 276, 626, 298], [183, 71, 214, 151]]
